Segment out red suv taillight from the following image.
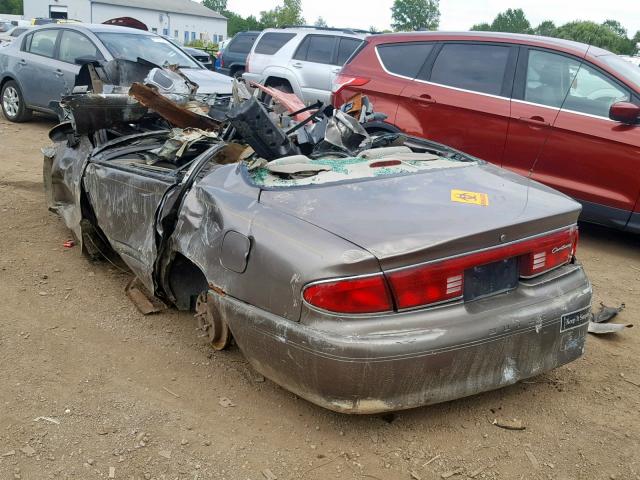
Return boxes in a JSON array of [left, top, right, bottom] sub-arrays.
[[303, 274, 393, 314], [303, 227, 579, 314], [331, 73, 369, 104]]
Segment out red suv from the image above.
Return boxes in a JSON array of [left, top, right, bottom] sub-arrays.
[[333, 32, 640, 233]]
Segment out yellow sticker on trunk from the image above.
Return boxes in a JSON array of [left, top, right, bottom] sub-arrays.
[[451, 189, 489, 206]]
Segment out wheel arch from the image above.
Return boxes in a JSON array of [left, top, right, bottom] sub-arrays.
[[0, 74, 22, 93], [163, 252, 209, 311]]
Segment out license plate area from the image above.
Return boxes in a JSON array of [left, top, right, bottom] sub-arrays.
[[464, 257, 518, 302]]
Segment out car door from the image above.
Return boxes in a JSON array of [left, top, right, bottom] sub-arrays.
[[16, 28, 62, 109], [290, 34, 339, 103], [55, 29, 104, 98], [523, 56, 640, 228], [83, 154, 180, 292], [398, 42, 517, 164], [502, 48, 580, 176]]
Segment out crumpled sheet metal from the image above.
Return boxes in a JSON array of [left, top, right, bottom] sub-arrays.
[[249, 82, 312, 122], [82, 162, 171, 292], [129, 82, 221, 131], [324, 109, 370, 152], [153, 128, 218, 162], [167, 164, 380, 321], [43, 137, 94, 244], [60, 93, 148, 135]]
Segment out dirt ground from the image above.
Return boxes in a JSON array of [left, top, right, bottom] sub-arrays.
[[0, 113, 639, 480]]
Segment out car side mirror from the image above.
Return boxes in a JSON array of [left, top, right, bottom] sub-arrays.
[[609, 101, 640, 125]]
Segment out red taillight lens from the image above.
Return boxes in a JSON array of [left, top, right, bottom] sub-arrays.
[[303, 227, 578, 314], [331, 73, 370, 101], [387, 226, 579, 310], [518, 227, 579, 277], [303, 274, 393, 314], [388, 262, 465, 310]]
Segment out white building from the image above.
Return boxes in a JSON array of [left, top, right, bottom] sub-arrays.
[[22, 0, 227, 43]]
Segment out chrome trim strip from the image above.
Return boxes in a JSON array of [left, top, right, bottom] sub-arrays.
[[510, 98, 617, 122], [510, 98, 559, 112], [384, 224, 578, 273], [395, 295, 463, 313], [412, 78, 510, 101]]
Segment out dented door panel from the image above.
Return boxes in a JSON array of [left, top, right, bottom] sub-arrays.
[[83, 162, 176, 291]]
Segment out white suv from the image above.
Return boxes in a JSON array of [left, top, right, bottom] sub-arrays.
[[243, 27, 365, 105]]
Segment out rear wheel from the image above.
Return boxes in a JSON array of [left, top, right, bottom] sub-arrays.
[[195, 291, 232, 351], [1, 80, 32, 123], [232, 68, 245, 79]]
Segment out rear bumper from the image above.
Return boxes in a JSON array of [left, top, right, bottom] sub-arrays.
[[214, 265, 592, 414]]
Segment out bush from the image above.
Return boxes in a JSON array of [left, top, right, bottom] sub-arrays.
[[185, 39, 219, 54]]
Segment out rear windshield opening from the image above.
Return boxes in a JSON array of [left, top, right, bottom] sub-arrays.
[[245, 147, 476, 189]]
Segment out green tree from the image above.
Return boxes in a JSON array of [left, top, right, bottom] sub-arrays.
[[490, 8, 531, 34], [0, 0, 22, 14], [391, 0, 440, 32], [535, 20, 557, 37], [314, 17, 328, 28], [202, 0, 227, 14], [602, 19, 627, 37], [555, 21, 635, 55], [225, 11, 262, 37], [260, 0, 304, 28], [470, 22, 491, 31]]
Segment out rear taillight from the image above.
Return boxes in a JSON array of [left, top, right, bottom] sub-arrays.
[[518, 227, 579, 278], [387, 226, 579, 309], [303, 274, 393, 314], [302, 226, 579, 314], [331, 73, 370, 98], [387, 259, 466, 310]]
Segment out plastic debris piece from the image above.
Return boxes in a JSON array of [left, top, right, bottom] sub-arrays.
[[33, 416, 60, 425], [588, 322, 633, 334], [262, 469, 277, 480], [492, 418, 525, 430], [593, 302, 625, 323], [125, 277, 168, 315], [63, 240, 75, 248]]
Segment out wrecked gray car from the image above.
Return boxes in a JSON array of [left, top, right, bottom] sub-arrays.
[[43, 75, 592, 414]]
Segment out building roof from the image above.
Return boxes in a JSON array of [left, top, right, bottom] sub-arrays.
[[92, 0, 226, 20]]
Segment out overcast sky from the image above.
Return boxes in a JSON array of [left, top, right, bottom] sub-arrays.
[[223, 0, 640, 36]]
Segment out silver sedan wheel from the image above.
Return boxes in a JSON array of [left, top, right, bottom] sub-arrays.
[[2, 85, 19, 118]]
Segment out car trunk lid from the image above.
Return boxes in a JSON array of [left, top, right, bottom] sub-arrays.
[[259, 163, 581, 271]]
